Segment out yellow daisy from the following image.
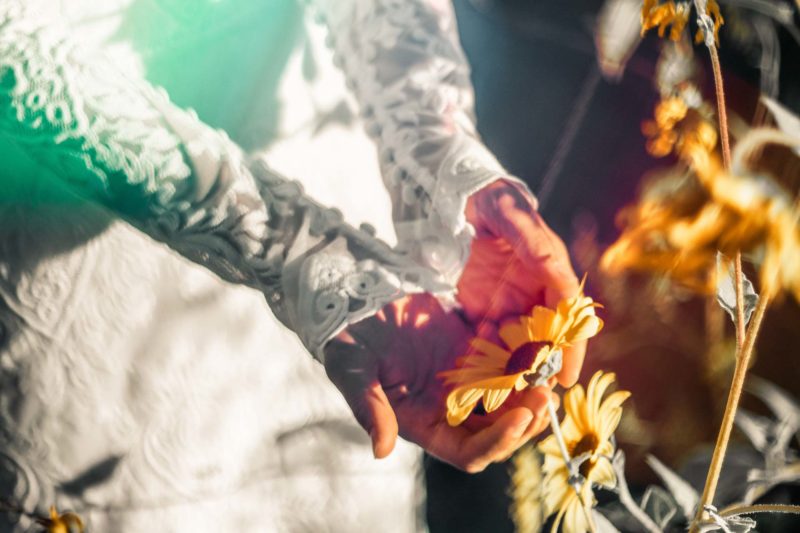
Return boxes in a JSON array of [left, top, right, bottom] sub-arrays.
[[510, 445, 545, 533], [641, 0, 690, 42], [37, 505, 84, 533], [602, 128, 800, 301], [440, 282, 603, 426], [641, 0, 724, 44], [538, 371, 631, 533], [642, 95, 718, 161]]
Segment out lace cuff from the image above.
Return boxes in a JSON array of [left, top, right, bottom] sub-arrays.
[[305, 0, 536, 285], [0, 3, 444, 362]]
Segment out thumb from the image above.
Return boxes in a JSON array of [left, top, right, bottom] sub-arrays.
[[324, 336, 399, 458], [361, 382, 399, 458]]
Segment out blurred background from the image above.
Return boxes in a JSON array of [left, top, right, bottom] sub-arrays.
[[425, 0, 800, 531]]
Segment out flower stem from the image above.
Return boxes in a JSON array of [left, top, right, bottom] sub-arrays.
[[708, 44, 747, 349], [545, 395, 597, 533], [708, 46, 732, 171], [721, 503, 800, 517], [688, 30, 766, 531], [690, 295, 769, 532]]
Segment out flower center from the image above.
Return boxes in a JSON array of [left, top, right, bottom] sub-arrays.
[[571, 433, 600, 478], [504, 341, 551, 375]]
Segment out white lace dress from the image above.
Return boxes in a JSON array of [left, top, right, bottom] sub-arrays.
[[0, 1, 515, 531]]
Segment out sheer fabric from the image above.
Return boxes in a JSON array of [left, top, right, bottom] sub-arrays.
[[0, 0, 520, 530]]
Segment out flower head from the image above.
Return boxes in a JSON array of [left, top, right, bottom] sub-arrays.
[[602, 127, 800, 301], [510, 445, 545, 533], [642, 95, 718, 160], [37, 506, 84, 533], [641, 0, 690, 42], [538, 371, 630, 533], [440, 281, 603, 426], [641, 0, 724, 45]]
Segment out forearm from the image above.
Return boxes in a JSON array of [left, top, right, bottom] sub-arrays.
[[306, 0, 534, 284], [0, 3, 444, 360]]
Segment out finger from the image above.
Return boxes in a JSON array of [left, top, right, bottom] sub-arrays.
[[558, 340, 587, 388], [325, 339, 399, 459], [363, 382, 399, 458], [502, 391, 561, 461], [426, 408, 533, 473], [498, 208, 580, 306], [508, 386, 551, 443]]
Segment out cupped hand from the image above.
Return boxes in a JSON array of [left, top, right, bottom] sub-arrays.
[[323, 293, 556, 472], [458, 179, 585, 387]]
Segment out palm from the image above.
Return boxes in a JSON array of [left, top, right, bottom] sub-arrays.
[[325, 294, 552, 471], [459, 180, 576, 323], [458, 179, 584, 387]]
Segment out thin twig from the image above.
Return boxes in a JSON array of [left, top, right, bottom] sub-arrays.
[[691, 295, 770, 531], [688, 20, 761, 529], [708, 47, 733, 170], [708, 45, 747, 349]]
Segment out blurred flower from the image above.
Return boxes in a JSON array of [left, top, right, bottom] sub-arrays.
[[440, 282, 603, 426], [640, 0, 724, 44], [642, 95, 718, 160], [641, 0, 690, 41], [538, 371, 630, 533], [510, 445, 545, 533], [602, 134, 800, 300], [595, 0, 644, 80], [37, 506, 84, 533]]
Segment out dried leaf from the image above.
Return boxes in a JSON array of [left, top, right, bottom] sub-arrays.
[[640, 485, 678, 529], [698, 505, 757, 533], [748, 377, 800, 430], [593, 509, 622, 533], [747, 377, 800, 459], [735, 409, 773, 454], [762, 96, 800, 156], [646, 454, 699, 521], [595, 0, 643, 80], [716, 252, 759, 326], [744, 462, 800, 504]]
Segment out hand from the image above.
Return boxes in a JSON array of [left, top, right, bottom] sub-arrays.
[[323, 293, 556, 472], [458, 179, 585, 386]]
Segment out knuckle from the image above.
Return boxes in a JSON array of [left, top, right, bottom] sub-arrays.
[[462, 460, 487, 474]]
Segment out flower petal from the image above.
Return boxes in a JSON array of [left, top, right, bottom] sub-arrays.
[[499, 321, 530, 351], [528, 306, 557, 342], [470, 338, 512, 363], [483, 387, 513, 413]]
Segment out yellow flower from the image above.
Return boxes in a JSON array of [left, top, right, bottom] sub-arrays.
[[440, 281, 603, 426], [538, 371, 631, 533], [510, 445, 545, 533], [602, 132, 800, 301], [641, 0, 724, 44], [642, 95, 718, 161], [37, 506, 84, 533], [641, 0, 690, 42]]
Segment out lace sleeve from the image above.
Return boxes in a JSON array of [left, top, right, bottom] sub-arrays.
[[0, 2, 445, 362], [304, 0, 535, 285]]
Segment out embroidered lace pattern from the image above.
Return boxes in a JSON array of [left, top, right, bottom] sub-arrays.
[[0, 1, 444, 361]]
